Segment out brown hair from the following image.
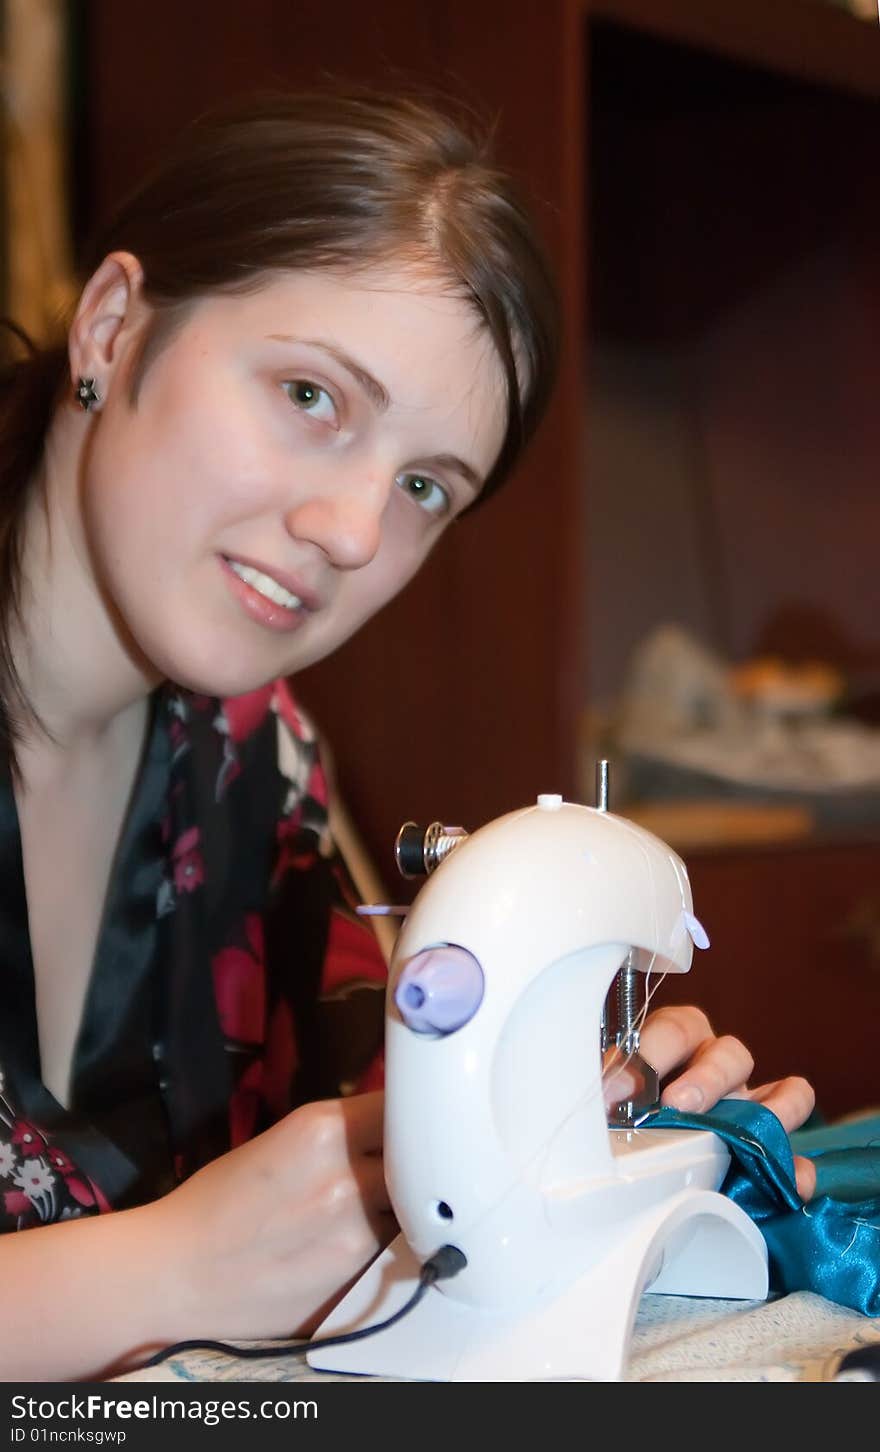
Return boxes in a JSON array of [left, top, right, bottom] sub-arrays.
[[0, 86, 560, 759]]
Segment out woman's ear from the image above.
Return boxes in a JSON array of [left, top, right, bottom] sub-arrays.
[[68, 251, 146, 407]]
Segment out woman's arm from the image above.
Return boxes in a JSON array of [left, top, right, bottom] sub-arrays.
[[0, 1196, 177, 1381], [0, 1091, 393, 1382]]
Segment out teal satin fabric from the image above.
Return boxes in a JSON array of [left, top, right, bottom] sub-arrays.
[[645, 1101, 880, 1316]]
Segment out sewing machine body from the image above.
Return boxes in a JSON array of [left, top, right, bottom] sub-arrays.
[[308, 797, 768, 1381]]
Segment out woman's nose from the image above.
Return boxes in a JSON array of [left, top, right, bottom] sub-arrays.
[[285, 473, 389, 569]]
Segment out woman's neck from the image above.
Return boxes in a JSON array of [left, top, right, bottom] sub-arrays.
[[13, 415, 163, 756]]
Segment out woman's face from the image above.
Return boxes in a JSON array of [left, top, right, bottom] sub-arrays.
[[80, 264, 508, 697]]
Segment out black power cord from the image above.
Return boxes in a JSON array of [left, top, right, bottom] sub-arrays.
[[140, 1244, 468, 1369]]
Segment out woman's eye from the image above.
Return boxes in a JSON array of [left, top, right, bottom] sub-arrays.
[[396, 472, 450, 518], [282, 379, 337, 425]]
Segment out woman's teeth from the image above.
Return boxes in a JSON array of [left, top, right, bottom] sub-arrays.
[[228, 560, 302, 610]]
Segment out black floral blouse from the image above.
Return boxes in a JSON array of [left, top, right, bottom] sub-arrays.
[[0, 679, 387, 1232]]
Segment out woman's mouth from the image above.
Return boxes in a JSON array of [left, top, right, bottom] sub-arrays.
[[227, 558, 302, 609], [220, 555, 313, 633]]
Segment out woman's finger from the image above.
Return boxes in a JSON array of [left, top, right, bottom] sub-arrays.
[[638, 1006, 754, 1113], [736, 1077, 819, 1198], [793, 1155, 817, 1201], [603, 1005, 751, 1113], [637, 1004, 717, 1081], [745, 1076, 816, 1135]]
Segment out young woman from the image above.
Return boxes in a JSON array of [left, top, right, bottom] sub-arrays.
[[0, 89, 815, 1380]]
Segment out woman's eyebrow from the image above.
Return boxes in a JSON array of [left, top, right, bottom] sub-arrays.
[[266, 334, 389, 412], [420, 453, 481, 493]]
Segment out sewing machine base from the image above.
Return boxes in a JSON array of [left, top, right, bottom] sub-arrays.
[[307, 1182, 768, 1382]]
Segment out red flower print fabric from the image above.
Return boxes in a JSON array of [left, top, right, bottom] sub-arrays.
[[0, 676, 388, 1231]]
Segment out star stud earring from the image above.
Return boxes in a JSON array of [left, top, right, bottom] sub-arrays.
[[75, 376, 101, 411]]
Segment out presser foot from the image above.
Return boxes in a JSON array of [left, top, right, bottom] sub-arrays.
[[605, 1051, 660, 1128], [306, 1190, 768, 1383]]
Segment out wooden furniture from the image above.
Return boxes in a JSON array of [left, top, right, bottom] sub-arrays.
[[77, 0, 880, 1115], [683, 836, 880, 1123]]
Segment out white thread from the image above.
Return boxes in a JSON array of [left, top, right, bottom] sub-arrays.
[[599, 967, 669, 1090], [534, 965, 671, 1166]]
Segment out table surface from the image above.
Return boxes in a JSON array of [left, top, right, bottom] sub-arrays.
[[113, 1289, 880, 1384], [112, 1112, 880, 1385]]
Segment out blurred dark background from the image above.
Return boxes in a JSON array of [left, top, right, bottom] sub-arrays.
[[7, 0, 880, 1118]]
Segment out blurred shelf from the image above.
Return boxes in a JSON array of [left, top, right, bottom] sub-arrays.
[[623, 797, 815, 852], [587, 0, 880, 96]]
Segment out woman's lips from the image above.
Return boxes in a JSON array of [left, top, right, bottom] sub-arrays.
[[219, 555, 315, 633]]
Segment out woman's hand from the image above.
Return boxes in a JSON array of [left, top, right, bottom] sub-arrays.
[[603, 1005, 817, 1201], [152, 1090, 396, 1344]]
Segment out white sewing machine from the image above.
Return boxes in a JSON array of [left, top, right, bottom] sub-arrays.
[[308, 774, 768, 1381]]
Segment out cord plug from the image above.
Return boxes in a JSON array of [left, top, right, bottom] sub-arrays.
[[142, 1243, 469, 1369], [420, 1245, 468, 1284]]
